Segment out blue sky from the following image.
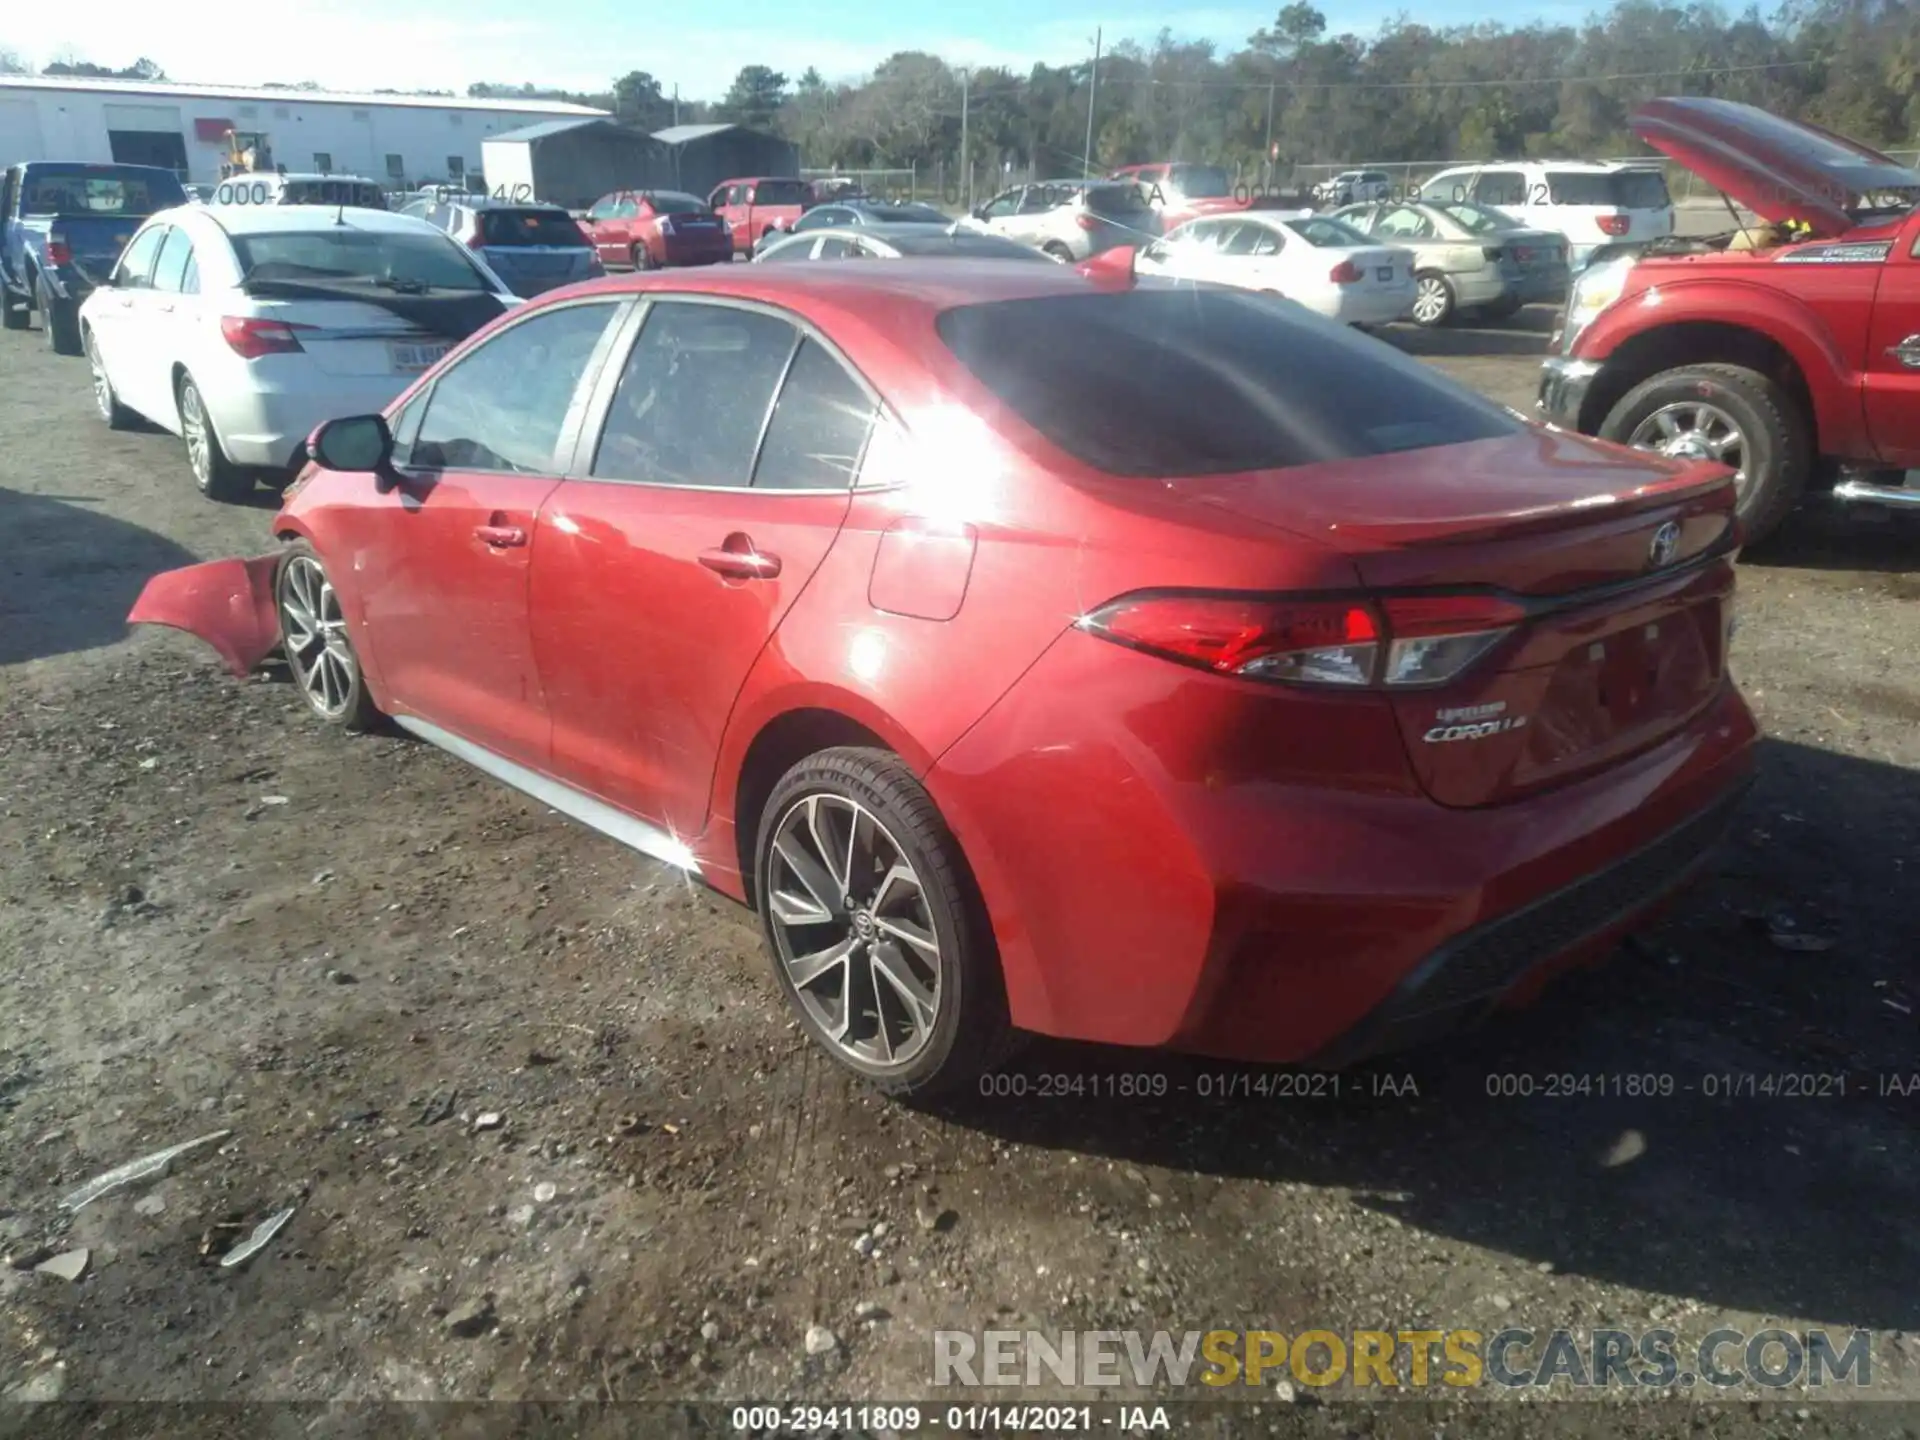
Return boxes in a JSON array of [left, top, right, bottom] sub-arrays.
[[9, 0, 1594, 103]]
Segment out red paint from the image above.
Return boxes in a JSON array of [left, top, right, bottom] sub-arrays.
[[131, 258, 1760, 1064], [128, 555, 281, 676], [582, 191, 732, 269], [707, 177, 810, 256]]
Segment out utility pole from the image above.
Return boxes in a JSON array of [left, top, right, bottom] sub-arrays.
[[1264, 80, 1276, 188], [1083, 27, 1101, 178], [673, 83, 680, 127], [960, 68, 971, 211]]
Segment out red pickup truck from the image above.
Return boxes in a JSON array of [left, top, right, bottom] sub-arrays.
[[707, 177, 811, 257], [1539, 97, 1920, 543]]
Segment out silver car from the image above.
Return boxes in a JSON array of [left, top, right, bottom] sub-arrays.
[[751, 222, 1054, 264], [960, 181, 1161, 262], [1332, 199, 1571, 326]]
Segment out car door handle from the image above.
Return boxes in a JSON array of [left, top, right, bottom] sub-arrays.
[[1888, 335, 1920, 369], [699, 535, 781, 580], [153, 301, 174, 313], [475, 524, 527, 547]]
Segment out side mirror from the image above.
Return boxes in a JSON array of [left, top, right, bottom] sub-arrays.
[[970, 206, 987, 221], [307, 414, 396, 488]]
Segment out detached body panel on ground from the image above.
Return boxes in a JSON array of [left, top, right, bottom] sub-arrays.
[[127, 260, 1759, 1091]]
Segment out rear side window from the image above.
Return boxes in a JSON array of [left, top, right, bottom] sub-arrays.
[[1548, 170, 1672, 208], [480, 208, 589, 247], [934, 289, 1521, 478], [751, 339, 878, 490], [151, 226, 196, 293]]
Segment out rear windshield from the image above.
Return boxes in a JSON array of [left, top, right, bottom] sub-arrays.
[[1284, 216, 1372, 247], [935, 289, 1520, 477], [480, 208, 589, 246], [1086, 183, 1154, 215], [751, 179, 809, 205], [1547, 170, 1672, 208], [1169, 164, 1232, 198], [22, 171, 177, 216], [863, 203, 948, 223], [644, 191, 709, 215], [232, 229, 492, 290]]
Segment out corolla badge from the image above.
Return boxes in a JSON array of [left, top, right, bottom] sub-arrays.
[[1423, 701, 1528, 744], [1648, 520, 1680, 568]]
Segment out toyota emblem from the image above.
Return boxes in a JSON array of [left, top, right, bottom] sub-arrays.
[[1648, 520, 1681, 568]]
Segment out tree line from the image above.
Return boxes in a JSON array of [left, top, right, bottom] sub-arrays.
[[486, 0, 1919, 177]]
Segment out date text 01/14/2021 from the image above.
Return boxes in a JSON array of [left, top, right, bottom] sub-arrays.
[[974, 1071, 1419, 1100]]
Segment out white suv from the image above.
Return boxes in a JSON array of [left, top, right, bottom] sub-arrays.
[[1417, 161, 1673, 271]]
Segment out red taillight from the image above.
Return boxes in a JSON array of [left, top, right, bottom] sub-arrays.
[[47, 239, 72, 265], [1081, 590, 1526, 689], [220, 316, 316, 359], [465, 226, 486, 249], [1075, 213, 1099, 231], [1328, 259, 1361, 284], [1598, 214, 1629, 236]]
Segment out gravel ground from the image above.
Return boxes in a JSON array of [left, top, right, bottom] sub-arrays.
[[3, 299, 1919, 1439]]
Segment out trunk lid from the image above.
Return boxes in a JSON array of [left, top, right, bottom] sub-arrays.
[[1630, 95, 1920, 237], [239, 280, 508, 377], [476, 245, 597, 295], [1178, 429, 1740, 807]]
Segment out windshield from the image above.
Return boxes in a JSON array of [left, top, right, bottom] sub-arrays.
[[752, 180, 809, 205], [1169, 164, 1232, 198], [935, 289, 1518, 477], [22, 171, 177, 217], [479, 208, 590, 247], [1437, 201, 1510, 234], [232, 229, 492, 290], [1548, 170, 1672, 209], [1284, 216, 1373, 247], [644, 191, 709, 215]]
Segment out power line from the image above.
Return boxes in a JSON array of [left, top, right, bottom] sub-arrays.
[[1123, 58, 1818, 91]]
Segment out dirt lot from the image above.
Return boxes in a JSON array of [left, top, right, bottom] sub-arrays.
[[3, 299, 1920, 1439]]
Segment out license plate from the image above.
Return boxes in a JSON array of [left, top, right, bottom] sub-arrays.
[[1376, 266, 1394, 281], [391, 341, 449, 373]]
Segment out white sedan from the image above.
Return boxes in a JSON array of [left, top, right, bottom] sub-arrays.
[[77, 205, 521, 501], [1135, 211, 1416, 325]]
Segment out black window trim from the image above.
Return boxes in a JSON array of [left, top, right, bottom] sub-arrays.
[[563, 292, 893, 496], [395, 295, 635, 478]]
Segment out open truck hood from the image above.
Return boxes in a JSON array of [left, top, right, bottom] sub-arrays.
[[1630, 96, 1920, 238]]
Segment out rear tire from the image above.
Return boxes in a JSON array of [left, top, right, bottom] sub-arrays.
[[1042, 242, 1074, 263], [1410, 272, 1455, 327], [1483, 294, 1524, 322], [176, 371, 253, 503], [630, 243, 655, 271], [85, 328, 137, 430], [38, 279, 81, 355], [274, 540, 382, 732], [1597, 363, 1809, 546], [754, 747, 1013, 1099]]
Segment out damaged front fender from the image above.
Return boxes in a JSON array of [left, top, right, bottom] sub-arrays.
[[127, 554, 283, 677]]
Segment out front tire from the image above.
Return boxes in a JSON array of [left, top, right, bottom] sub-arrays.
[[0, 285, 27, 331], [754, 747, 1011, 1098], [38, 279, 81, 355], [274, 541, 381, 731], [177, 372, 253, 502], [1598, 363, 1809, 545], [1410, 273, 1455, 327]]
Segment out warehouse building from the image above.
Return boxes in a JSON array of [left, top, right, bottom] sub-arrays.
[[480, 118, 675, 210], [652, 123, 800, 198], [0, 75, 609, 189]]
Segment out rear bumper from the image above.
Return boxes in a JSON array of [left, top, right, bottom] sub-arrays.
[[1307, 776, 1748, 1065], [661, 235, 733, 266], [1320, 283, 1415, 325], [925, 628, 1759, 1066], [209, 371, 420, 471], [1537, 356, 1603, 430]]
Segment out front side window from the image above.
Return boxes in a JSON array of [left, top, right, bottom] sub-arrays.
[[591, 301, 801, 488], [978, 190, 1021, 219], [408, 302, 621, 473], [816, 236, 855, 258], [114, 225, 168, 288]]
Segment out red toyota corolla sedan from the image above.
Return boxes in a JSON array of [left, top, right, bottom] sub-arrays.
[[128, 256, 1758, 1096]]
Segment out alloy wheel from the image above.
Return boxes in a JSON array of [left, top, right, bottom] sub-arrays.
[[180, 382, 212, 486], [86, 334, 112, 421], [1412, 276, 1450, 325], [764, 793, 942, 1068], [278, 554, 359, 719], [1627, 402, 1749, 498]]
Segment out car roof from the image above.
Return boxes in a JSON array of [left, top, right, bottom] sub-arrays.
[[187, 205, 445, 237]]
